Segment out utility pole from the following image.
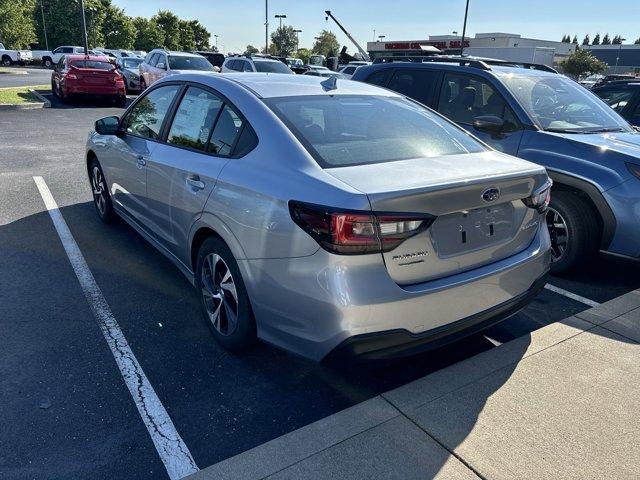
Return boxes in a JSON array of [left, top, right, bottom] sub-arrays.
[[615, 38, 626, 73], [214, 34, 219, 51], [294, 29, 302, 52], [460, 0, 470, 56], [80, 0, 89, 54], [275, 14, 286, 30], [40, 0, 49, 51], [265, 0, 269, 54]]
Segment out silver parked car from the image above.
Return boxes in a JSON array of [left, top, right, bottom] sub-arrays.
[[139, 49, 216, 89], [87, 73, 552, 361]]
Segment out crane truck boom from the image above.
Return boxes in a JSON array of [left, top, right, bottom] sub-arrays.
[[324, 10, 371, 62]]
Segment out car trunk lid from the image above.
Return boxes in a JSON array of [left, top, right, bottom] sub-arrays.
[[325, 151, 548, 284]]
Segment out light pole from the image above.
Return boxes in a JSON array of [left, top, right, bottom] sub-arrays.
[[275, 14, 286, 30], [377, 35, 385, 42], [79, 0, 89, 54], [40, 0, 49, 51], [214, 34, 219, 51], [265, 0, 268, 54], [294, 29, 302, 52], [615, 38, 626, 74], [460, 0, 470, 56]]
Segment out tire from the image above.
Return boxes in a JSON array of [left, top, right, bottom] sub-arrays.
[[89, 158, 115, 223], [51, 79, 58, 98], [1, 56, 11, 67], [140, 76, 147, 90], [547, 191, 599, 274], [116, 96, 127, 108], [43, 57, 53, 69], [195, 237, 256, 352]]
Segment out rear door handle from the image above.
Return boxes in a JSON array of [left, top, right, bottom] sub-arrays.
[[186, 175, 205, 191]]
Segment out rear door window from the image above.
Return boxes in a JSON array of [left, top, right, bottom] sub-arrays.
[[167, 87, 223, 152], [148, 53, 160, 67], [124, 85, 181, 140], [387, 68, 439, 106], [437, 73, 520, 131], [364, 69, 393, 87]]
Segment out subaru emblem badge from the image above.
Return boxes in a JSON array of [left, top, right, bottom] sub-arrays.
[[481, 187, 500, 203]]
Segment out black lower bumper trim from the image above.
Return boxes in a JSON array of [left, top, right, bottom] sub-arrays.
[[324, 273, 549, 363]]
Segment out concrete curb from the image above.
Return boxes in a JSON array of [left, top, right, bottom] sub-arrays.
[[187, 288, 640, 480], [28, 88, 50, 108], [0, 68, 28, 75]]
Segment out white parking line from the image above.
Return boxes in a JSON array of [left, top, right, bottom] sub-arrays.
[[33, 176, 199, 480], [544, 284, 600, 308]]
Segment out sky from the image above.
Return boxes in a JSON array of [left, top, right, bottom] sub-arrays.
[[112, 0, 640, 54]]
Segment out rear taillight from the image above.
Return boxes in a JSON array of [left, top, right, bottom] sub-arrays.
[[523, 180, 552, 213], [65, 73, 78, 80], [289, 201, 434, 255]]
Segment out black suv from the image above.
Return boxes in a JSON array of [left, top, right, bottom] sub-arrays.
[[592, 80, 640, 127]]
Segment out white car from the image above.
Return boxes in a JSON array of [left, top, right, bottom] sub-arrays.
[[0, 43, 33, 66], [221, 55, 294, 74], [139, 49, 216, 88], [338, 61, 371, 79]]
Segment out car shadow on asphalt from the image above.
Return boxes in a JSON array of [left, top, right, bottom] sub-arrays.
[[42, 92, 132, 110], [4, 198, 637, 471]]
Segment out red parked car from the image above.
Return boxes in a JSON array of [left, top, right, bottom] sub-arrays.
[[51, 54, 126, 106]]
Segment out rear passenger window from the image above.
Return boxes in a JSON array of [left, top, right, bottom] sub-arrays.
[[148, 54, 159, 66], [364, 69, 392, 87], [167, 87, 223, 151], [242, 61, 253, 72], [208, 105, 243, 156], [387, 69, 439, 106], [437, 73, 520, 131], [124, 85, 180, 140], [233, 125, 258, 157]]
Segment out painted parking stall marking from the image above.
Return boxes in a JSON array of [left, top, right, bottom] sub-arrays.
[[33, 176, 199, 480], [544, 283, 600, 307]]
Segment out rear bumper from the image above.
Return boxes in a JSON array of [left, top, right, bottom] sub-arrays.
[[241, 223, 552, 362], [324, 272, 547, 363], [66, 85, 125, 96]]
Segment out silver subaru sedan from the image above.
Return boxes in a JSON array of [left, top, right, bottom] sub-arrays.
[[87, 73, 552, 362]]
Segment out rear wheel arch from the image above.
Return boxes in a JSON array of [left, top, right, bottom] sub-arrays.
[[86, 150, 98, 177], [191, 227, 223, 273]]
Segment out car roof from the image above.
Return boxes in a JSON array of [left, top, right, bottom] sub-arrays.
[[170, 72, 403, 99], [65, 54, 111, 62], [360, 60, 558, 79]]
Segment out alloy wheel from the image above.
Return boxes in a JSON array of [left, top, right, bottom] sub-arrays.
[[201, 253, 239, 336], [546, 207, 569, 262], [91, 166, 107, 216]]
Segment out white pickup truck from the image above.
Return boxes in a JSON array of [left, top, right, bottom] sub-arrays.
[[40, 46, 93, 68], [0, 43, 33, 66]]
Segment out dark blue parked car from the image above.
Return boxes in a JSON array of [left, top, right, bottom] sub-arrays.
[[592, 79, 640, 127], [353, 58, 640, 273]]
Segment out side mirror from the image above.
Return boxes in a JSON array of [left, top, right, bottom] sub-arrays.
[[95, 116, 121, 136], [473, 115, 505, 134], [156, 62, 166, 70]]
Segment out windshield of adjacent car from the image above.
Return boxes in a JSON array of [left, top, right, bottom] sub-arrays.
[[168, 55, 214, 71], [266, 95, 486, 168], [122, 58, 143, 69], [502, 74, 631, 133], [253, 60, 293, 74], [70, 60, 114, 70]]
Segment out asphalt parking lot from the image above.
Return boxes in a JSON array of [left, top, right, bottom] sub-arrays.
[[0, 67, 53, 88], [1, 98, 639, 480]]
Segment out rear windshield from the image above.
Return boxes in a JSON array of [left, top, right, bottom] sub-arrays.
[[168, 56, 214, 71], [254, 60, 292, 74], [121, 58, 143, 68], [266, 95, 485, 168], [70, 60, 113, 70]]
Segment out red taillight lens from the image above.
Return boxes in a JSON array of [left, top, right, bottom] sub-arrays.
[[523, 180, 552, 213], [289, 201, 434, 255], [65, 73, 78, 80]]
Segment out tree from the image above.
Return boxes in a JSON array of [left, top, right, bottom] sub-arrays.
[[152, 10, 181, 50], [572, 35, 578, 44], [271, 25, 298, 56], [178, 19, 195, 50], [132, 17, 163, 52], [612, 35, 622, 45], [561, 35, 570, 43], [561, 49, 608, 78], [0, 0, 36, 49], [32, 0, 107, 50], [635, 38, 640, 45], [244, 44, 259, 55], [592, 33, 600, 45], [102, 4, 136, 49], [189, 20, 210, 50], [601, 33, 611, 45], [312, 30, 340, 57], [582, 34, 590, 45], [296, 47, 310, 64]]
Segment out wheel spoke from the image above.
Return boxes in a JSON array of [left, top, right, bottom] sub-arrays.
[[200, 253, 239, 336]]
